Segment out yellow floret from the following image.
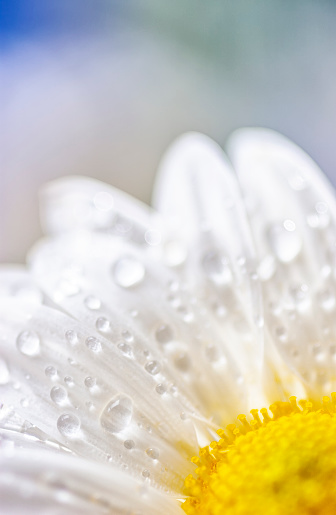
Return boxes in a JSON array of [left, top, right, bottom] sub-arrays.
[[183, 394, 336, 515]]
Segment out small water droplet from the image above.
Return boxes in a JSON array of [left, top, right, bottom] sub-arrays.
[[124, 439, 135, 450], [57, 413, 81, 437], [85, 336, 102, 353], [177, 306, 194, 323], [155, 324, 174, 345], [145, 229, 161, 246], [288, 174, 307, 191], [121, 330, 133, 342], [100, 394, 133, 433], [84, 376, 96, 389], [318, 289, 335, 311], [0, 358, 10, 385], [65, 330, 78, 346], [174, 353, 191, 372], [84, 296, 101, 310], [275, 326, 288, 343], [202, 251, 232, 285], [20, 397, 29, 408], [113, 257, 145, 288], [96, 317, 110, 332], [267, 221, 302, 263], [163, 240, 187, 267], [64, 376, 74, 387], [155, 383, 166, 395], [146, 448, 159, 460], [45, 366, 57, 379], [258, 255, 276, 281], [50, 386, 67, 405], [117, 342, 133, 358], [142, 469, 150, 478], [145, 361, 161, 375], [16, 331, 40, 356]]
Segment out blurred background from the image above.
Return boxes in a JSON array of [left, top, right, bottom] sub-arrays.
[[1, 0, 336, 262]]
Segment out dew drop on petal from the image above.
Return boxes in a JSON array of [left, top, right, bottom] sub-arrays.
[[124, 439, 135, 450], [84, 296, 101, 310], [85, 336, 102, 353], [121, 330, 134, 342], [142, 469, 150, 478], [155, 383, 166, 395], [100, 394, 133, 433], [117, 342, 133, 358], [16, 331, 40, 356], [57, 413, 81, 437], [113, 257, 145, 288], [50, 386, 67, 405], [96, 317, 110, 332], [84, 376, 96, 389], [155, 324, 174, 345], [64, 376, 74, 387], [202, 251, 232, 284], [146, 448, 159, 460], [65, 330, 78, 346], [267, 222, 302, 263], [45, 366, 57, 379], [0, 358, 10, 385], [145, 361, 161, 375]]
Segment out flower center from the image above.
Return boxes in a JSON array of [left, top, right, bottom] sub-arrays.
[[183, 394, 336, 515]]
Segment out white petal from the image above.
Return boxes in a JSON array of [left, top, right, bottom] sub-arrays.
[[153, 132, 264, 404], [39, 176, 159, 242], [0, 295, 196, 493], [0, 447, 181, 514], [28, 231, 247, 422], [228, 128, 336, 396]]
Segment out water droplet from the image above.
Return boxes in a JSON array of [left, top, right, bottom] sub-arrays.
[[202, 251, 232, 285], [121, 330, 134, 342], [0, 358, 10, 385], [174, 353, 191, 372], [155, 324, 174, 345], [50, 386, 67, 405], [275, 326, 288, 343], [145, 229, 161, 246], [100, 394, 133, 433], [113, 257, 145, 288], [117, 342, 133, 358], [177, 306, 194, 323], [163, 240, 187, 267], [85, 336, 102, 353], [124, 439, 135, 450], [65, 330, 78, 346], [258, 255, 276, 281], [16, 331, 40, 356], [142, 469, 150, 478], [20, 397, 29, 408], [146, 448, 159, 460], [45, 366, 57, 379], [318, 289, 335, 311], [57, 413, 81, 437], [64, 376, 74, 387], [288, 174, 307, 191], [145, 361, 161, 375], [96, 317, 110, 332], [84, 296, 101, 310], [155, 383, 166, 395], [84, 376, 96, 389], [267, 222, 302, 263]]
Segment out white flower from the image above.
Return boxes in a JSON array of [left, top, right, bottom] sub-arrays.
[[1, 128, 336, 514]]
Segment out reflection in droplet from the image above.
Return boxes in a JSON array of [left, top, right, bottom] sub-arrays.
[[100, 394, 133, 433], [57, 413, 81, 437], [113, 257, 145, 288], [16, 331, 40, 357]]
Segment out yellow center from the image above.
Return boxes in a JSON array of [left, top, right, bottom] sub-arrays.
[[183, 394, 336, 515]]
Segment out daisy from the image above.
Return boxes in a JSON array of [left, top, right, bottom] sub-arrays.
[[1, 128, 336, 514]]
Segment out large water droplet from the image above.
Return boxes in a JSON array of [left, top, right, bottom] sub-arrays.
[[0, 358, 10, 385], [100, 394, 133, 433], [267, 221, 302, 263], [16, 331, 40, 356], [113, 257, 145, 288], [155, 324, 174, 345], [202, 251, 232, 285], [145, 361, 161, 375], [57, 413, 81, 437], [50, 386, 67, 405]]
